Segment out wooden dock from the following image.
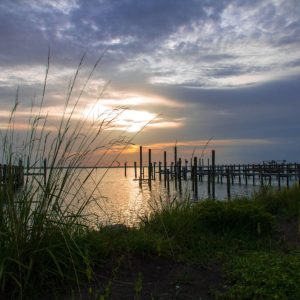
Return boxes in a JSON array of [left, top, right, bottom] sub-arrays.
[[0, 160, 24, 191], [125, 146, 300, 200], [0, 158, 47, 193]]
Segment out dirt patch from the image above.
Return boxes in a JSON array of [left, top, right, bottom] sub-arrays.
[[65, 255, 222, 300], [277, 217, 300, 248], [51, 218, 300, 299]]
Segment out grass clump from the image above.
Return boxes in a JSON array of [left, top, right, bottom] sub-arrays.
[[254, 185, 300, 218], [0, 54, 131, 299], [138, 198, 276, 261]]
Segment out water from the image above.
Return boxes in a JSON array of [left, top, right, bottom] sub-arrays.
[[80, 168, 267, 227], [24, 167, 297, 227]]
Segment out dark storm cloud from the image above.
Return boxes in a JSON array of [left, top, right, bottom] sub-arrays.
[[0, 0, 300, 162], [0, 0, 208, 66], [150, 74, 300, 142], [0, 0, 299, 75]]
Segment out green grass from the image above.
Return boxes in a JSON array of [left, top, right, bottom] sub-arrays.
[[253, 185, 300, 217]]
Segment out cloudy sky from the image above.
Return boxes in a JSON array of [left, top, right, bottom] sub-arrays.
[[0, 0, 300, 164]]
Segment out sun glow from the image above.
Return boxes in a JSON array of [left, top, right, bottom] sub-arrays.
[[82, 102, 157, 133], [114, 109, 157, 132]]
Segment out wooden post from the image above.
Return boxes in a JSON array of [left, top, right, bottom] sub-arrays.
[[226, 167, 231, 200], [194, 157, 198, 199], [159, 161, 162, 181], [17, 159, 22, 187], [43, 158, 47, 186], [174, 146, 177, 190], [259, 165, 263, 187], [238, 164, 241, 185], [124, 162, 127, 177], [211, 150, 215, 200], [198, 162, 201, 182], [220, 166, 223, 184], [178, 158, 182, 195], [139, 146, 143, 183], [245, 165, 248, 186], [231, 165, 234, 185], [198, 160, 202, 181], [167, 169, 170, 195], [184, 159, 188, 180], [207, 168, 211, 198], [148, 162, 152, 190], [164, 151, 167, 188], [134, 161, 137, 179], [192, 165, 195, 192], [153, 162, 156, 180], [148, 149, 152, 180]]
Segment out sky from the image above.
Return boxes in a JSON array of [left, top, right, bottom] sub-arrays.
[[0, 0, 300, 165]]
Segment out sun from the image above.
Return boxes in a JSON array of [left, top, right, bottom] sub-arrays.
[[115, 109, 156, 132], [82, 102, 156, 132]]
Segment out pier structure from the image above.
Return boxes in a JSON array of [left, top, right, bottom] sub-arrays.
[[126, 146, 300, 200], [0, 158, 47, 194]]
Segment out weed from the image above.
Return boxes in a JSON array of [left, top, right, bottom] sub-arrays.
[[222, 251, 300, 299], [134, 272, 143, 300]]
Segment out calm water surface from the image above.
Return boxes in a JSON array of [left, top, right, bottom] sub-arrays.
[[81, 167, 266, 227]]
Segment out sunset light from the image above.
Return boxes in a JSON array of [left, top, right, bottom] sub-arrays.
[[1, 1, 300, 298]]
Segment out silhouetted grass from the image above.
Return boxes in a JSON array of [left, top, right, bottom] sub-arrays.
[[0, 53, 132, 299]]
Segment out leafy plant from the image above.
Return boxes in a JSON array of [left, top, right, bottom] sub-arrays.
[[222, 251, 300, 299]]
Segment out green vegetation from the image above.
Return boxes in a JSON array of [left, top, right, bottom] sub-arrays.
[[88, 187, 299, 299], [223, 251, 300, 300], [0, 55, 132, 299], [77, 187, 299, 300], [1, 165, 300, 299], [253, 185, 300, 217]]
